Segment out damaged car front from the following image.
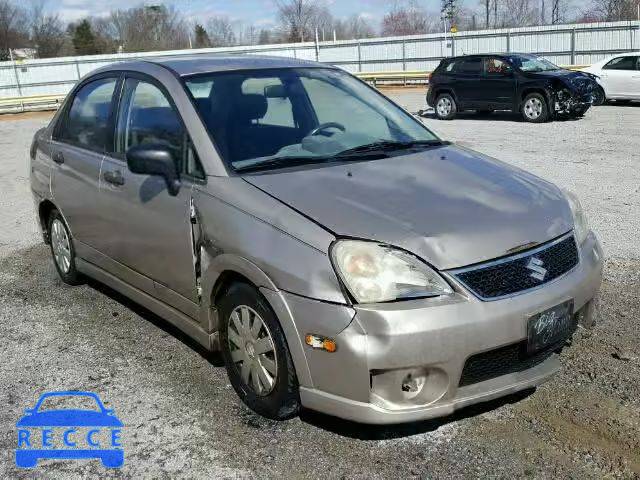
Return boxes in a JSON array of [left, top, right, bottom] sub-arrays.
[[508, 54, 602, 118]]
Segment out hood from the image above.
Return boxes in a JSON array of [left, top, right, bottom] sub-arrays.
[[244, 145, 574, 270], [528, 69, 598, 85]]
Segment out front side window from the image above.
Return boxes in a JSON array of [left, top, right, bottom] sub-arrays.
[[485, 57, 511, 75], [57, 77, 117, 151], [185, 67, 439, 172], [603, 56, 637, 71]]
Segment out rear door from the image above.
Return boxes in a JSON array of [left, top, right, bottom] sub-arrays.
[[480, 56, 516, 109], [94, 75, 202, 316], [600, 56, 639, 98], [451, 57, 484, 108], [49, 75, 119, 250]]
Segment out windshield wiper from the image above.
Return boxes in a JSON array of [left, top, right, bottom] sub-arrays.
[[335, 139, 446, 157], [234, 155, 331, 173]]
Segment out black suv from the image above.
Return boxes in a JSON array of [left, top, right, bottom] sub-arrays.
[[426, 53, 603, 122]]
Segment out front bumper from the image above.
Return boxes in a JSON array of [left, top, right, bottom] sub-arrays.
[[278, 232, 603, 424]]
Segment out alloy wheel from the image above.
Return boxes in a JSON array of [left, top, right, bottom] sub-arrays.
[[227, 305, 278, 396], [51, 218, 71, 274]]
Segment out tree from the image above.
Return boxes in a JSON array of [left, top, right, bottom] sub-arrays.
[[500, 0, 540, 26], [381, 1, 430, 36], [343, 14, 376, 39], [275, 0, 317, 42], [258, 29, 272, 44], [207, 15, 236, 47], [72, 19, 101, 55], [588, 0, 637, 21], [30, 4, 66, 58], [194, 24, 210, 48], [0, 0, 29, 60]]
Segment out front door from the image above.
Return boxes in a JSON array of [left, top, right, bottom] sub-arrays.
[[600, 55, 640, 98], [49, 76, 119, 250], [479, 57, 516, 109], [94, 76, 201, 314]]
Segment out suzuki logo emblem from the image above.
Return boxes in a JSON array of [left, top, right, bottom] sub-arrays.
[[526, 257, 547, 281]]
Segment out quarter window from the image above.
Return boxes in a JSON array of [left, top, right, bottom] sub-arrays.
[[57, 77, 117, 151], [603, 56, 637, 71]]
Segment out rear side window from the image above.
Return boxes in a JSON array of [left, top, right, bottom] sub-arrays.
[[455, 58, 483, 74], [603, 56, 638, 71], [57, 77, 117, 151]]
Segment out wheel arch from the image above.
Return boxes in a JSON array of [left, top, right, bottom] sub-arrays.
[[37, 199, 58, 244]]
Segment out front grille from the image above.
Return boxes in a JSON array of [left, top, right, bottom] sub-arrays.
[[458, 341, 555, 387], [459, 309, 581, 387], [453, 234, 579, 300]]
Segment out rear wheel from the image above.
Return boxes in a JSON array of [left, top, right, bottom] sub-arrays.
[[521, 93, 549, 123], [218, 283, 300, 420], [434, 93, 457, 120], [48, 209, 83, 285], [592, 85, 606, 106]]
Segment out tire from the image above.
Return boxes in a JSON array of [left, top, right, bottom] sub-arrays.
[[573, 106, 589, 117], [434, 93, 457, 120], [521, 93, 549, 123], [218, 282, 300, 420], [592, 85, 606, 106], [48, 209, 83, 285]]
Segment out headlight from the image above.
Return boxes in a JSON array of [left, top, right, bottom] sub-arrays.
[[563, 190, 589, 244], [331, 240, 453, 304]]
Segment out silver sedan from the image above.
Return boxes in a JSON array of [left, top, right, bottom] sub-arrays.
[[30, 55, 603, 424]]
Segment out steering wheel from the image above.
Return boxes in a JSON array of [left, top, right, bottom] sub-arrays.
[[309, 122, 346, 137]]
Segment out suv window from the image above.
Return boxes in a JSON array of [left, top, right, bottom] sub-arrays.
[[485, 57, 512, 75], [57, 77, 117, 151], [455, 57, 483, 74], [603, 56, 638, 71], [116, 78, 204, 178]]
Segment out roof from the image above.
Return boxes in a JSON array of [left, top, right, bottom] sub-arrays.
[[144, 54, 325, 76]]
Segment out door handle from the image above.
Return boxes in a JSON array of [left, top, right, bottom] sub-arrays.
[[52, 152, 64, 164], [103, 170, 125, 186]]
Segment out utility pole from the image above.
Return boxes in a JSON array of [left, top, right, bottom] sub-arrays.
[[541, 0, 545, 24], [494, 0, 498, 28]]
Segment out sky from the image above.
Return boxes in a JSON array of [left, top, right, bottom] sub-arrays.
[[45, 0, 447, 26]]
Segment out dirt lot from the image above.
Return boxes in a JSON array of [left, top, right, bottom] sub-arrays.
[[0, 98, 639, 479]]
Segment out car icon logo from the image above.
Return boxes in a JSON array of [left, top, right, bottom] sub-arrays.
[[526, 257, 547, 281], [15, 391, 123, 468]]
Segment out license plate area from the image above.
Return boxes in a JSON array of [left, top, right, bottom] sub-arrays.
[[527, 300, 575, 354]]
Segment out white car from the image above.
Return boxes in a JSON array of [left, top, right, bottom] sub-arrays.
[[583, 52, 640, 104]]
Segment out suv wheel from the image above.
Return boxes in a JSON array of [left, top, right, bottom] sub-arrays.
[[592, 85, 606, 106], [218, 283, 300, 420], [434, 93, 457, 120], [48, 209, 83, 285], [521, 93, 549, 123]]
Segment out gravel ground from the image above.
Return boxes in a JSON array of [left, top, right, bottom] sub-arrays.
[[0, 99, 639, 479]]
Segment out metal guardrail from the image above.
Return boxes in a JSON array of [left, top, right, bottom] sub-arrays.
[[0, 65, 591, 114]]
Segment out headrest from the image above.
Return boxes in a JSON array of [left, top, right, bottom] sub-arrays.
[[236, 94, 267, 121]]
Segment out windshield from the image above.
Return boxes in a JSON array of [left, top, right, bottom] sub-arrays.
[[184, 67, 439, 171], [507, 55, 560, 72]]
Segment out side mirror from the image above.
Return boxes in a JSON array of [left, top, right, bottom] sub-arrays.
[[126, 144, 181, 196]]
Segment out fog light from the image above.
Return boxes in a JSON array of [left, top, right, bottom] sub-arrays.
[[401, 372, 426, 399]]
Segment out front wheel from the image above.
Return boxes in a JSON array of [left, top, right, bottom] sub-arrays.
[[521, 93, 549, 123], [592, 85, 606, 106], [218, 283, 300, 420], [434, 93, 457, 120]]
